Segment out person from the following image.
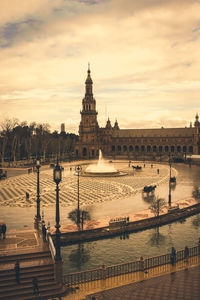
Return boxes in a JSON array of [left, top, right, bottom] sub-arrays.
[[32, 277, 39, 295], [184, 246, 189, 262], [157, 169, 159, 174], [14, 261, 20, 284], [42, 224, 47, 242], [1, 224, 6, 239], [26, 192, 29, 201], [170, 247, 176, 266]]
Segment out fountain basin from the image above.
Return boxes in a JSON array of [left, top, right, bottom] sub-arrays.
[[82, 150, 127, 177]]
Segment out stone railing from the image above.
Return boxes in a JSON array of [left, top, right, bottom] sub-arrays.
[[46, 230, 56, 260], [63, 245, 199, 286]]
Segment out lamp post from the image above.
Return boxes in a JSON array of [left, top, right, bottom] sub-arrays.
[[168, 160, 172, 206], [36, 159, 41, 220], [53, 161, 62, 261], [75, 165, 82, 230]]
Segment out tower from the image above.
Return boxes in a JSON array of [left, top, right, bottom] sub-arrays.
[[78, 66, 99, 158], [194, 113, 200, 154]]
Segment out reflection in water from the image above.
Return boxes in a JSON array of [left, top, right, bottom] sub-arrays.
[[142, 193, 156, 204], [69, 243, 91, 271], [148, 227, 166, 247], [192, 215, 200, 228], [170, 182, 176, 191]]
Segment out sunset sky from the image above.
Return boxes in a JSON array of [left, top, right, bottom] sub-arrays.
[[0, 0, 200, 133]]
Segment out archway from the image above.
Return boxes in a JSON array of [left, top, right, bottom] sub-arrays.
[[82, 148, 87, 157]]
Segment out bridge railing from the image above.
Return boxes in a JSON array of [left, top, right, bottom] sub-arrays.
[[63, 245, 199, 286]]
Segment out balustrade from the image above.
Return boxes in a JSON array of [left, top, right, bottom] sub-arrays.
[[63, 245, 199, 286]]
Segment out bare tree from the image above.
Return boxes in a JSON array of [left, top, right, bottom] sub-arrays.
[[192, 187, 200, 199], [68, 209, 91, 231], [149, 197, 166, 217]]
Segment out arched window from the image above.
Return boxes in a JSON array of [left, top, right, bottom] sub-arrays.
[[135, 145, 139, 152], [189, 146, 193, 153], [82, 148, 87, 156], [92, 149, 95, 156], [76, 150, 78, 157], [177, 146, 181, 153], [183, 146, 187, 153], [112, 145, 115, 152], [147, 145, 151, 152], [153, 145, 157, 152], [86, 105, 88, 111], [141, 145, 145, 152], [89, 104, 91, 111], [165, 146, 169, 152], [129, 145, 133, 152], [118, 145, 121, 151], [171, 146, 174, 152], [123, 145, 127, 152], [159, 146, 163, 152]]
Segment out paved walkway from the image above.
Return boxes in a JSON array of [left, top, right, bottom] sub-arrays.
[[63, 255, 200, 300], [0, 228, 48, 257], [86, 265, 200, 300]]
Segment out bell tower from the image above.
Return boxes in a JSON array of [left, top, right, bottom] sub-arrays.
[[78, 65, 99, 157]]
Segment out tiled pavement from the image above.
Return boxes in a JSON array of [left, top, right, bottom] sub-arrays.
[[86, 265, 200, 300], [0, 162, 171, 209]]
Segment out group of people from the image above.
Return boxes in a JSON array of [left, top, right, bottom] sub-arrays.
[[170, 246, 190, 266], [14, 261, 39, 295], [0, 223, 6, 239]]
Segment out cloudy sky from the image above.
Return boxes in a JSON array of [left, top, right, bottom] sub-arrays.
[[0, 0, 200, 133]]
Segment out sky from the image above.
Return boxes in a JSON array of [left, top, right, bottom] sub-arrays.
[[0, 0, 200, 133]]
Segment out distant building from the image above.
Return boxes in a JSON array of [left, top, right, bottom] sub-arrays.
[[75, 67, 200, 159], [61, 123, 65, 133]]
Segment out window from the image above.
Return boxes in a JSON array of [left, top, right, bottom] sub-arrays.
[[123, 145, 127, 152]]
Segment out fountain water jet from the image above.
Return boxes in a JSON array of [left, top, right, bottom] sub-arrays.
[[83, 150, 124, 177]]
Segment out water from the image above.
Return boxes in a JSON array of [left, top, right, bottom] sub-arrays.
[[85, 149, 118, 174], [62, 214, 200, 274]]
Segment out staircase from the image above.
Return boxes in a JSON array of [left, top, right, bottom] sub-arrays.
[[0, 249, 66, 299]]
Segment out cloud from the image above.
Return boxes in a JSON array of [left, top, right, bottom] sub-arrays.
[[0, 0, 200, 132]]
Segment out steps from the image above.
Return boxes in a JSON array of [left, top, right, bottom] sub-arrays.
[[0, 249, 66, 299]]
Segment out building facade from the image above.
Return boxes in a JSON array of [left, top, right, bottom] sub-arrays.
[[75, 68, 200, 160]]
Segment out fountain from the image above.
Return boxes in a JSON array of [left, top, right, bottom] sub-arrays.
[[83, 150, 125, 177]]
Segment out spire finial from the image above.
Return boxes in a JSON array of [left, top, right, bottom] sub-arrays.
[[88, 62, 90, 72]]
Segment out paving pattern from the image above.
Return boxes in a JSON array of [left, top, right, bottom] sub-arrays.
[[0, 162, 174, 208], [86, 265, 200, 300]]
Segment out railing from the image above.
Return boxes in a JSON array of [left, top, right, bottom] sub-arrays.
[[63, 245, 199, 286], [46, 230, 56, 260]]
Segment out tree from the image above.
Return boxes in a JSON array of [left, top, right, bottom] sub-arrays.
[[192, 187, 200, 199], [68, 209, 91, 231], [149, 197, 166, 217]]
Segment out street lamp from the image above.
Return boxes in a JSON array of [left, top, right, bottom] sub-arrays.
[[36, 159, 41, 220], [168, 159, 172, 206], [75, 165, 82, 230], [53, 161, 62, 261]]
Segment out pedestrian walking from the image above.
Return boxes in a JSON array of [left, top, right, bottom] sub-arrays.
[[26, 192, 29, 201], [170, 247, 176, 266], [157, 168, 159, 174], [42, 224, 47, 242], [14, 260, 20, 284], [184, 246, 189, 262], [1, 224, 6, 239], [32, 277, 39, 295]]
